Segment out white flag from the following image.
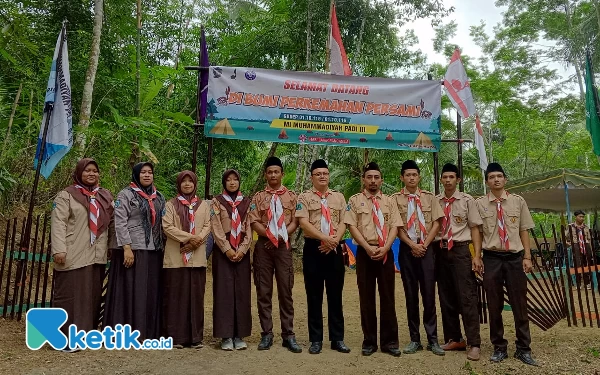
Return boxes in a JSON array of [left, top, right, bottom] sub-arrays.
[[329, 4, 352, 76], [444, 49, 475, 119], [34, 25, 73, 179], [475, 114, 488, 170]]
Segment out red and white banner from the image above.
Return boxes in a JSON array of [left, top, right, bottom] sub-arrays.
[[474, 114, 488, 170], [444, 49, 475, 119], [329, 4, 352, 76]]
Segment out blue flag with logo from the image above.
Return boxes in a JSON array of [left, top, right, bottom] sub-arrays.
[[34, 25, 73, 179]]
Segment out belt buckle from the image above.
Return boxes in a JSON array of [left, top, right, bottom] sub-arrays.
[[441, 240, 448, 249]]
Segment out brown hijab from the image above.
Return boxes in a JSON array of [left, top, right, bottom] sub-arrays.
[[64, 158, 114, 238], [169, 170, 201, 233], [215, 169, 251, 223]]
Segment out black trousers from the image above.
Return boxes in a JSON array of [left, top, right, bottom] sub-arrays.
[[356, 245, 399, 350], [483, 251, 531, 353], [303, 238, 345, 342], [434, 242, 481, 346], [399, 241, 438, 344]]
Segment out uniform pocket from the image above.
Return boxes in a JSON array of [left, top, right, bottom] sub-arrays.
[[506, 209, 520, 228]]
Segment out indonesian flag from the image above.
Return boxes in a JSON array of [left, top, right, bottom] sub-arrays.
[[474, 114, 489, 170], [329, 4, 352, 76], [444, 49, 475, 119]]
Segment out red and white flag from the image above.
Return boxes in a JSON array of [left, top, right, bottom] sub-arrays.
[[444, 49, 475, 118], [474, 114, 489, 170], [329, 4, 352, 76]]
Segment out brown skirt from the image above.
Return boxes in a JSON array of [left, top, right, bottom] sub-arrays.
[[53, 264, 105, 335], [162, 267, 206, 345], [103, 249, 163, 341], [212, 246, 252, 339]]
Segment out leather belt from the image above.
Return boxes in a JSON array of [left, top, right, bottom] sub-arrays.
[[437, 239, 472, 249]]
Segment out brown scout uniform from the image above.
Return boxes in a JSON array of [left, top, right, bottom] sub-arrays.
[[391, 188, 444, 345], [210, 197, 253, 339], [161, 199, 211, 346], [475, 191, 535, 353], [248, 188, 297, 339], [296, 189, 346, 342], [344, 191, 402, 350], [51, 189, 115, 334], [434, 191, 482, 347], [565, 223, 593, 286]]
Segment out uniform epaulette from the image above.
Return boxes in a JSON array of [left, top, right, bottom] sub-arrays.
[[475, 195, 487, 202], [349, 192, 362, 200], [420, 189, 434, 196]]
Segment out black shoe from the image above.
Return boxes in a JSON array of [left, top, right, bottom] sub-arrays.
[[514, 350, 538, 366], [382, 347, 402, 357], [309, 341, 322, 354], [282, 337, 302, 353], [361, 345, 376, 356], [331, 341, 351, 353], [490, 349, 508, 363], [257, 334, 273, 351], [403, 341, 423, 354], [426, 342, 445, 356]]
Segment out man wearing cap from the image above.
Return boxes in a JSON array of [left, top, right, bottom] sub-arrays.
[[392, 159, 445, 356], [473, 162, 537, 366], [565, 210, 593, 289], [434, 163, 482, 361], [344, 162, 402, 357], [248, 156, 301, 353], [296, 159, 350, 355]]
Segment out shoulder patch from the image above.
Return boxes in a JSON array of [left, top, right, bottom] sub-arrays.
[[161, 207, 166, 217], [114, 199, 121, 208], [296, 202, 303, 210], [250, 203, 257, 211], [210, 207, 216, 217], [52, 201, 57, 210], [346, 203, 352, 211]]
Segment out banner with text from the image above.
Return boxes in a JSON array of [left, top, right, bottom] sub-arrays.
[[206, 67, 442, 151]]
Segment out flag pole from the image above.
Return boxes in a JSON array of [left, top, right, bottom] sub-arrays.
[[20, 21, 67, 291], [457, 112, 464, 192], [325, 0, 334, 71], [429, 73, 440, 194]]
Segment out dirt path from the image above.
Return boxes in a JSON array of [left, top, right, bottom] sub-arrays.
[[1, 272, 599, 374]]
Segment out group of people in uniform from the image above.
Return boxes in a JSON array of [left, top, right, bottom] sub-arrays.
[[50, 155, 539, 366]]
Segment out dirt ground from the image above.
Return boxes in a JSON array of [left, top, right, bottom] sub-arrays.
[[1, 271, 599, 375]]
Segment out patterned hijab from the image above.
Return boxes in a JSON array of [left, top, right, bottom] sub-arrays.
[[129, 162, 165, 249]]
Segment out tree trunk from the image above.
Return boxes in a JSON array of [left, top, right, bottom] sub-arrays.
[[1, 83, 22, 158], [306, 0, 311, 70], [303, 145, 320, 191], [77, 0, 104, 151], [564, 0, 585, 101], [251, 143, 278, 196], [294, 144, 305, 192], [135, 0, 142, 117], [130, 0, 142, 167]]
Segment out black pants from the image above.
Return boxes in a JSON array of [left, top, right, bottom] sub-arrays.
[[303, 238, 345, 342], [573, 244, 592, 286], [434, 242, 481, 346], [483, 251, 531, 353], [399, 241, 438, 344], [356, 245, 399, 350]]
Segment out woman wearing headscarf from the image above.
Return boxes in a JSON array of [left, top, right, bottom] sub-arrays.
[[211, 169, 252, 351], [51, 158, 115, 351], [161, 170, 211, 349], [103, 162, 166, 341]]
